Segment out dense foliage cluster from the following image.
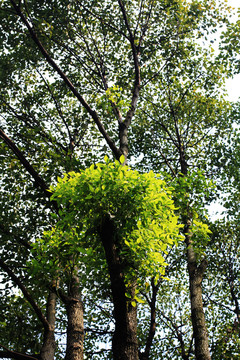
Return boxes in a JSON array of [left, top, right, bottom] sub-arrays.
[[37, 158, 183, 285]]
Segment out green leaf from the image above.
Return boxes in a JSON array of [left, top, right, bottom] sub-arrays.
[[119, 155, 125, 164]]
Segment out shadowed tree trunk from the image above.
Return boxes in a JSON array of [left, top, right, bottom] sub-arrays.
[[185, 227, 211, 360], [65, 273, 84, 360], [99, 214, 139, 360], [40, 289, 57, 360]]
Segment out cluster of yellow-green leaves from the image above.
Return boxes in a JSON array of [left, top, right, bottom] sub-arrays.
[[36, 157, 184, 285]]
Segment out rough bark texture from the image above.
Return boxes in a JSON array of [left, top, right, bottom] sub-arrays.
[[40, 330, 55, 360], [65, 274, 84, 360], [99, 214, 139, 360], [185, 229, 211, 360], [40, 290, 57, 360]]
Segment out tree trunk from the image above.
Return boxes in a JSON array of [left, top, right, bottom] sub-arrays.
[[99, 214, 139, 360], [40, 290, 57, 360], [65, 273, 84, 360], [179, 154, 211, 360], [40, 330, 55, 360], [185, 227, 211, 360]]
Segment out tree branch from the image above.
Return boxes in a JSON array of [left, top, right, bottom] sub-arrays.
[[197, 258, 208, 279], [0, 347, 40, 360], [117, 0, 141, 124], [157, 309, 190, 360], [0, 223, 31, 250], [10, 0, 121, 159], [0, 129, 51, 198], [3, 101, 67, 153], [114, 1, 141, 161], [0, 259, 50, 333]]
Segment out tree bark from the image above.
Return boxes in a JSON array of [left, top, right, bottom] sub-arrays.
[[65, 273, 84, 360], [99, 214, 139, 360], [185, 227, 211, 360], [40, 290, 57, 360]]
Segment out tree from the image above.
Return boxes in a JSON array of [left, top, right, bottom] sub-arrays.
[[36, 159, 183, 360], [0, 0, 237, 359]]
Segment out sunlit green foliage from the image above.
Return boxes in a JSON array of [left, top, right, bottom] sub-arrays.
[[33, 157, 183, 289]]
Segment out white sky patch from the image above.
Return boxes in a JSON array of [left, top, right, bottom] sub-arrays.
[[227, 0, 240, 13], [225, 75, 240, 101], [207, 201, 226, 220]]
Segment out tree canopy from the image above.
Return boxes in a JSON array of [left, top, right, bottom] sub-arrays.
[[0, 0, 240, 359]]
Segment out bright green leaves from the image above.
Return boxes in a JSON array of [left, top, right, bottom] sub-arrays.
[[126, 288, 145, 307], [119, 154, 125, 164], [41, 159, 183, 285]]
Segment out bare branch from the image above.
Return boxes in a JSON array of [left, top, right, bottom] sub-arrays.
[[0, 259, 50, 332], [117, 0, 141, 125]]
